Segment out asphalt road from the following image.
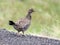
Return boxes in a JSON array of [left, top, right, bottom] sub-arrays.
[[0, 29, 60, 45]]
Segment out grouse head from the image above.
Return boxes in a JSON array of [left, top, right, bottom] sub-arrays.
[[28, 8, 34, 13]]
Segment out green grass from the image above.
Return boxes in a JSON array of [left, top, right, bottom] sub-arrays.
[[0, 0, 60, 38]]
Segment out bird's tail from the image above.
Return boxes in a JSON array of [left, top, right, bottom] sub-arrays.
[[9, 20, 15, 25]]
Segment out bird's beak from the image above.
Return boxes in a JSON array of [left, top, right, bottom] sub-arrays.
[[33, 10, 35, 12]]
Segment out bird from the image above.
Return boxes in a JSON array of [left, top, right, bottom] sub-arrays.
[[9, 8, 34, 35]]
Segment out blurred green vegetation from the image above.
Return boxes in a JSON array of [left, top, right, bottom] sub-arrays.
[[0, 0, 60, 38]]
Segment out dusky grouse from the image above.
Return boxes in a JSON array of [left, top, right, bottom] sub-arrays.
[[9, 8, 34, 35]]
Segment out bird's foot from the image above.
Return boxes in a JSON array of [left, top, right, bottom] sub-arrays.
[[22, 34, 25, 36], [22, 34, 26, 37], [16, 33, 20, 37]]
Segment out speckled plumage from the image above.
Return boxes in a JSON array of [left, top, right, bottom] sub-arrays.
[[9, 8, 34, 35]]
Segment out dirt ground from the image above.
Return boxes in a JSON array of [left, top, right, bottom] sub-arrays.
[[0, 29, 60, 45]]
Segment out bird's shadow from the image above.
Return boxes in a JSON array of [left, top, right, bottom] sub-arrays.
[[10, 32, 26, 37]]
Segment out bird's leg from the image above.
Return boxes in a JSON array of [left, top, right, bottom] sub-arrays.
[[22, 31, 25, 36], [18, 32, 20, 35], [16, 31, 20, 36]]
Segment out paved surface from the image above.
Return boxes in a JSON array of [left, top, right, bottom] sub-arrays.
[[0, 29, 60, 45]]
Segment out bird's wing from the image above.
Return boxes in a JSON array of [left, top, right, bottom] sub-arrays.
[[15, 18, 31, 28]]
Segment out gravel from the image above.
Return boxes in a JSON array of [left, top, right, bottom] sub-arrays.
[[0, 29, 60, 45]]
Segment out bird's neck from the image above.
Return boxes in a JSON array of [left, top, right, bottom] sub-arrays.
[[26, 12, 32, 20]]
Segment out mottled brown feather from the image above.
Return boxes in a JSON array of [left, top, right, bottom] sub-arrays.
[[9, 8, 34, 35]]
